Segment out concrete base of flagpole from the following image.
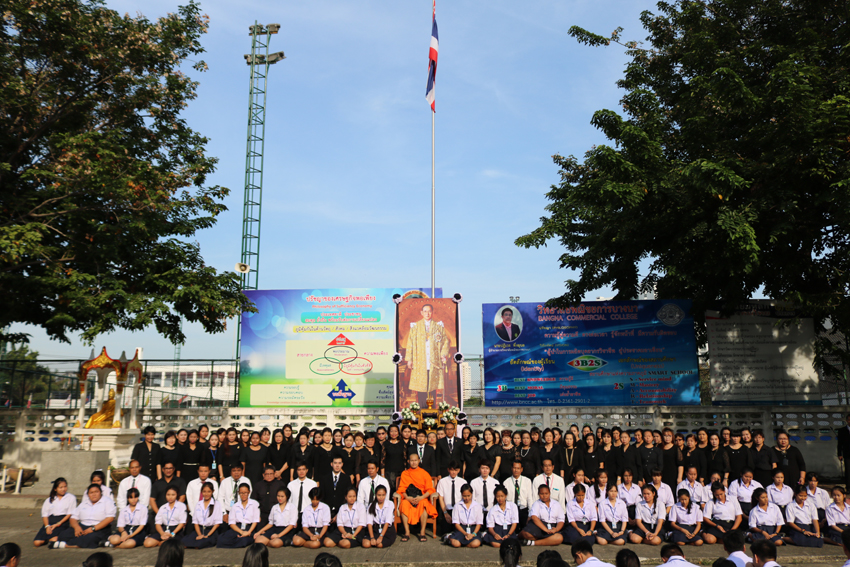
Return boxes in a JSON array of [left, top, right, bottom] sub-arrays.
[[70, 428, 138, 468]]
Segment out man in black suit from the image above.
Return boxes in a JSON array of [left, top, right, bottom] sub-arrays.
[[318, 455, 353, 518], [412, 428, 438, 477], [495, 308, 521, 342], [252, 465, 285, 526], [436, 422, 463, 479], [837, 413, 850, 488]]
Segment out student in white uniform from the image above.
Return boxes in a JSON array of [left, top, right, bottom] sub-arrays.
[[503, 461, 534, 528], [519, 484, 564, 547], [483, 486, 519, 547], [748, 487, 784, 545], [106, 487, 147, 548], [596, 484, 628, 546], [676, 467, 708, 511], [767, 470, 793, 518], [668, 489, 703, 546], [565, 468, 593, 506], [357, 460, 389, 509], [702, 482, 743, 544], [533, 459, 567, 509], [182, 482, 223, 549], [563, 484, 597, 546], [630, 484, 665, 546], [34, 478, 76, 547], [218, 463, 253, 521], [617, 469, 642, 522], [471, 460, 501, 527], [255, 486, 297, 548], [750, 540, 781, 567], [292, 487, 330, 549], [434, 460, 465, 535], [144, 487, 187, 547], [324, 488, 366, 549], [286, 462, 318, 526], [728, 469, 762, 517], [569, 539, 615, 567], [83, 471, 113, 505], [217, 483, 260, 548], [650, 470, 675, 516], [52, 484, 116, 548], [654, 543, 701, 567], [448, 484, 483, 548], [783, 484, 823, 548], [116, 460, 151, 513], [806, 473, 830, 524], [826, 486, 850, 545], [185, 464, 219, 513], [720, 530, 752, 567], [361, 485, 396, 548]]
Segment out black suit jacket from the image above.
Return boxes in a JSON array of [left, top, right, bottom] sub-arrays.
[[252, 479, 284, 517], [318, 472, 354, 517], [838, 425, 850, 458], [411, 444, 438, 477], [436, 436, 463, 477], [496, 323, 521, 342]]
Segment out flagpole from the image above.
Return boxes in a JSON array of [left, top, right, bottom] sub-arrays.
[[431, 98, 435, 299]]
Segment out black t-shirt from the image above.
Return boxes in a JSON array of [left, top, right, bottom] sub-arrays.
[[151, 476, 187, 508]]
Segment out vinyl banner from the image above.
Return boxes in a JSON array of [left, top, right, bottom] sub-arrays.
[[483, 300, 700, 406], [239, 288, 440, 407]]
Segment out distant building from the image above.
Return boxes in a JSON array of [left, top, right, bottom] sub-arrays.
[[461, 362, 472, 393]]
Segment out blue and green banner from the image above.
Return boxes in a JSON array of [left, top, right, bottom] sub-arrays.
[[482, 300, 700, 406]]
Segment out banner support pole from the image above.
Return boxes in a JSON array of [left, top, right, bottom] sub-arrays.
[[431, 106, 435, 299]]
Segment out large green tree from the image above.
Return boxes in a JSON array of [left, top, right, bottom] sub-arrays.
[[0, 346, 52, 406], [518, 0, 850, 369], [0, 0, 251, 346]]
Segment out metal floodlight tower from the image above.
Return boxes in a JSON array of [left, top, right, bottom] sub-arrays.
[[235, 22, 284, 368]]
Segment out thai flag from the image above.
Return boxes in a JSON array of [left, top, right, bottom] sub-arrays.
[[425, 1, 438, 112]]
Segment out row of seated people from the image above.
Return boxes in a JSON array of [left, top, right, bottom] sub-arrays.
[[32, 451, 848, 552]]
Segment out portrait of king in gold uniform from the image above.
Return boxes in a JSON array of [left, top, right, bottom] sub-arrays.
[[395, 298, 460, 410]]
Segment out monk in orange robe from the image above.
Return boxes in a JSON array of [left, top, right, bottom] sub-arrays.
[[396, 452, 437, 541]]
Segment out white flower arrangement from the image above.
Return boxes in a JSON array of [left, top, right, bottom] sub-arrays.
[[440, 405, 461, 421], [409, 402, 421, 411], [438, 401, 450, 411], [423, 417, 437, 428], [401, 408, 416, 421]]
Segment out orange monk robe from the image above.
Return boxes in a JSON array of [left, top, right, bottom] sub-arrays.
[[396, 466, 437, 524]]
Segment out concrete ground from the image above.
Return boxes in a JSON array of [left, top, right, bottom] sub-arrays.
[[1, 506, 846, 566]]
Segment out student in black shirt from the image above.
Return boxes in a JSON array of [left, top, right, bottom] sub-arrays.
[[289, 433, 315, 481], [241, 431, 270, 486], [130, 426, 161, 481]]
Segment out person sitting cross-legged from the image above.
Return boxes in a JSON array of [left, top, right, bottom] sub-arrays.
[[396, 452, 437, 542]]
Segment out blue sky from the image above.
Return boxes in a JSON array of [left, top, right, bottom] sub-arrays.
[[16, 0, 661, 361]]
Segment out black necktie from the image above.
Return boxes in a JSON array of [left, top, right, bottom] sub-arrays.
[[451, 479, 456, 508], [483, 480, 489, 509], [131, 478, 136, 489], [298, 481, 303, 512], [334, 474, 338, 488], [448, 439, 453, 452], [515, 479, 520, 503], [370, 480, 375, 504], [419, 446, 423, 458], [546, 475, 550, 488]]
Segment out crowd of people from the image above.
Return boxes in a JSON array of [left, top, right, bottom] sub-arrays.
[[27, 419, 847, 559]]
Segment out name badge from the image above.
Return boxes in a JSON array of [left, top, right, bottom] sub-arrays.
[[503, 523, 509, 531], [465, 526, 472, 534], [545, 522, 553, 529], [377, 525, 383, 535]]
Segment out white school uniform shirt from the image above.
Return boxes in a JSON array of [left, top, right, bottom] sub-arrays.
[[728, 478, 762, 504], [844, 560, 850, 567], [72, 498, 116, 526], [617, 483, 642, 506], [83, 485, 113, 506], [155, 500, 188, 526], [367, 500, 394, 526], [565, 481, 594, 505], [726, 550, 752, 567], [579, 557, 615, 567], [41, 493, 77, 518], [703, 498, 742, 522], [116, 474, 151, 511], [668, 502, 702, 525], [636, 499, 663, 526], [219, 476, 254, 513], [598, 499, 629, 524], [785, 500, 819, 525], [229, 498, 261, 526], [677, 480, 708, 505], [533, 473, 566, 508], [486, 501, 519, 529], [653, 556, 700, 567], [767, 484, 793, 507], [186, 477, 219, 508], [286, 477, 318, 515], [653, 483, 675, 511], [529, 499, 565, 526], [357, 474, 390, 508], [451, 500, 484, 528], [269, 502, 298, 527], [437, 475, 466, 511], [807, 486, 830, 510], [471, 476, 500, 511], [337, 502, 367, 529], [192, 499, 223, 527], [302, 502, 331, 528], [827, 502, 850, 526], [566, 498, 598, 523], [761, 562, 781, 567], [117, 505, 148, 529], [748, 503, 785, 528], [503, 475, 534, 510]]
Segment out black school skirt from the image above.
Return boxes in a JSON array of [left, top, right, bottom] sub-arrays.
[[115, 525, 147, 546], [482, 525, 517, 544], [358, 523, 396, 546], [326, 526, 362, 546], [704, 519, 735, 539], [56, 524, 110, 548], [562, 521, 595, 545], [750, 525, 782, 544], [669, 523, 702, 544], [598, 521, 626, 542], [788, 523, 824, 548], [34, 515, 66, 542]]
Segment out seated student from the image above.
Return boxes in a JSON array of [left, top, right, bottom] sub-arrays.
[[0, 543, 20, 567], [535, 549, 563, 567], [255, 487, 297, 548], [397, 452, 437, 542], [766, 470, 793, 518], [357, 460, 389, 509], [826, 486, 850, 545], [51, 484, 116, 548], [83, 471, 113, 505], [782, 484, 823, 548], [668, 489, 703, 546], [649, 469, 675, 516], [750, 540, 779, 567], [719, 530, 752, 567], [106, 488, 147, 549], [362, 485, 396, 548], [504, 461, 534, 528], [34, 478, 76, 547], [806, 473, 830, 525], [589, 470, 609, 509], [570, 539, 614, 567], [533, 459, 567, 509], [499, 538, 523, 567], [747, 487, 784, 545], [728, 469, 762, 517], [519, 484, 564, 546], [565, 468, 592, 506], [434, 460, 465, 535], [563, 484, 597, 545], [292, 487, 330, 549], [483, 486, 519, 547], [630, 485, 665, 546], [149, 462, 187, 531], [471, 459, 500, 526], [448, 484, 483, 548], [318, 456, 353, 519], [287, 462, 319, 524], [185, 464, 219, 517], [677, 467, 709, 511], [144, 487, 187, 547], [617, 469, 641, 524], [658, 543, 701, 567], [182, 482, 222, 549], [702, 482, 743, 545], [325, 488, 366, 549], [219, 463, 254, 523], [217, 484, 260, 548], [116, 460, 151, 514], [597, 484, 628, 546]]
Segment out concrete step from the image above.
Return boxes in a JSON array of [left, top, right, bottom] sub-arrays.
[[0, 493, 45, 509]]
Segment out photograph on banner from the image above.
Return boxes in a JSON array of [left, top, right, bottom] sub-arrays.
[[707, 300, 820, 405], [394, 297, 461, 411], [483, 300, 700, 406], [239, 288, 440, 408]]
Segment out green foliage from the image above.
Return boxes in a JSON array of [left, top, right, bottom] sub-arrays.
[[518, 0, 850, 370], [0, 0, 253, 346], [0, 345, 52, 406]]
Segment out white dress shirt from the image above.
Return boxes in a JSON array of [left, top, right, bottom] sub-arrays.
[[301, 502, 331, 528], [486, 501, 519, 528], [471, 476, 500, 511], [653, 556, 700, 567], [117, 474, 151, 511], [761, 562, 781, 567], [636, 498, 663, 526], [154, 501, 188, 527], [42, 493, 77, 518], [807, 487, 830, 510], [72, 498, 116, 526], [703, 498, 742, 522], [286, 477, 318, 515], [229, 498, 261, 527], [748, 503, 785, 528], [451, 500, 484, 528], [726, 550, 751, 567], [503, 475, 534, 510], [653, 482, 675, 511], [117, 505, 148, 529], [192, 499, 223, 527], [728, 478, 762, 505], [82, 485, 113, 506], [785, 500, 818, 525], [565, 481, 593, 505], [676, 480, 708, 505], [357, 474, 390, 508], [566, 498, 598, 523], [767, 484, 793, 507], [579, 557, 615, 567], [534, 474, 566, 508], [529, 499, 565, 527], [268, 502, 298, 527], [366, 500, 394, 526], [668, 502, 702, 525], [598, 499, 629, 524], [337, 502, 367, 529], [617, 483, 642, 506], [186, 477, 219, 509], [219, 476, 254, 513], [437, 475, 466, 511], [828, 502, 850, 526]]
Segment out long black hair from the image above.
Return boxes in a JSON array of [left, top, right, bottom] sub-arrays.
[[369, 485, 387, 517], [500, 538, 522, 567], [201, 481, 217, 516], [49, 477, 67, 502], [153, 538, 184, 567], [242, 542, 269, 567], [677, 488, 693, 513], [710, 481, 725, 504], [642, 483, 659, 519], [314, 553, 343, 567], [81, 551, 113, 567]]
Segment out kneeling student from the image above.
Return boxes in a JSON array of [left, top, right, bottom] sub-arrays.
[[34, 478, 76, 547], [107, 488, 146, 549], [51, 484, 116, 549], [701, 482, 742, 545], [629, 485, 664, 546], [783, 484, 823, 548], [144, 487, 187, 547], [362, 485, 396, 548], [826, 486, 850, 545], [255, 487, 297, 548], [748, 488, 784, 545], [668, 489, 703, 546], [448, 484, 483, 547], [217, 484, 260, 548], [183, 482, 222, 549], [325, 488, 366, 548], [519, 484, 564, 546], [292, 487, 330, 549], [483, 486, 519, 547], [597, 484, 628, 546], [563, 484, 597, 545]]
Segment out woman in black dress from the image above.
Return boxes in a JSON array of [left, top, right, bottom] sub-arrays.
[[539, 429, 563, 478], [220, 428, 243, 480], [530, 427, 542, 446], [241, 431, 269, 485], [562, 432, 584, 485], [289, 432, 315, 481], [726, 430, 754, 483], [482, 428, 502, 479], [260, 427, 272, 447], [282, 424, 294, 446], [267, 429, 290, 481], [706, 433, 730, 486], [340, 433, 357, 484], [197, 424, 210, 446], [462, 431, 484, 482], [772, 430, 806, 487], [661, 428, 682, 494], [200, 432, 223, 481], [381, 425, 406, 490], [598, 429, 623, 484], [159, 431, 183, 477], [518, 431, 541, 479], [583, 433, 601, 481], [356, 433, 382, 483], [313, 427, 342, 480], [678, 434, 707, 484], [497, 429, 516, 480], [180, 429, 204, 481], [240, 429, 251, 448]]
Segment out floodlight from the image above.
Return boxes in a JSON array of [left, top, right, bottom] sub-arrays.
[[267, 51, 286, 64]]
